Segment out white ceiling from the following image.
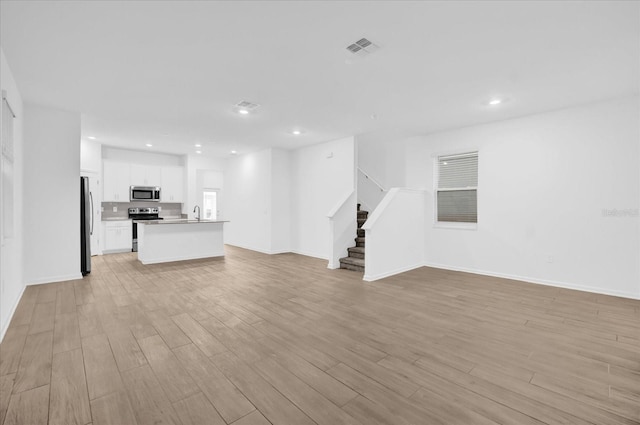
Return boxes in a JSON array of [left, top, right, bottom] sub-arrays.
[[1, 1, 638, 157]]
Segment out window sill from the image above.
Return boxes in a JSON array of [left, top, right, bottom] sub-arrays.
[[433, 222, 478, 231]]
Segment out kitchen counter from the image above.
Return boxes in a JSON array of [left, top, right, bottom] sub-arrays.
[[102, 217, 131, 221], [136, 220, 227, 264], [135, 219, 228, 225]]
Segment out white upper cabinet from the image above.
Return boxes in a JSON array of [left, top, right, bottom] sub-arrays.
[[161, 166, 184, 203], [130, 164, 162, 187], [103, 161, 130, 202]]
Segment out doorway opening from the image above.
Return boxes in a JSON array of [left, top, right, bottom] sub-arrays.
[[203, 189, 218, 220]]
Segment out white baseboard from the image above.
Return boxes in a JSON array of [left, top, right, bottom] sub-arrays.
[[26, 273, 84, 286], [0, 284, 26, 343], [290, 249, 328, 261], [363, 262, 424, 282], [139, 252, 225, 265], [424, 262, 640, 300], [101, 248, 131, 254], [225, 243, 291, 256], [225, 243, 330, 260]]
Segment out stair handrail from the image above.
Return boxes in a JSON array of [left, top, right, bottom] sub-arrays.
[[357, 167, 386, 193]]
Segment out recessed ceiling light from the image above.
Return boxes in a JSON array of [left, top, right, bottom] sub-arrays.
[[195, 144, 201, 147], [195, 150, 202, 154], [488, 99, 502, 106], [238, 109, 249, 115], [87, 136, 96, 140], [292, 130, 302, 136], [145, 143, 153, 147], [230, 150, 237, 155]]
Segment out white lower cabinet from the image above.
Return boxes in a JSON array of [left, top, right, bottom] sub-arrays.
[[102, 220, 132, 253]]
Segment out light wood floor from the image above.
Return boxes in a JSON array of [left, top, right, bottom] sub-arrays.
[[1, 245, 639, 425]]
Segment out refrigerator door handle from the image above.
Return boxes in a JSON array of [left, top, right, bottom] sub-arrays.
[[89, 191, 94, 236]]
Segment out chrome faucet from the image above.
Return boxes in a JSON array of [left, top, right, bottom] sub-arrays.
[[193, 205, 201, 221]]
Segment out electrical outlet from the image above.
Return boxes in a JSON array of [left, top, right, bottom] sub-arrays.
[[101, 206, 104, 212], [547, 255, 554, 263], [112, 206, 117, 212], [158, 206, 162, 211]]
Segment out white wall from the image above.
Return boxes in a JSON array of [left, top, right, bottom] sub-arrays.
[[290, 136, 355, 259], [1, 48, 24, 340], [224, 149, 273, 253], [80, 139, 102, 173], [406, 96, 640, 299], [102, 146, 184, 166], [23, 103, 82, 285], [270, 149, 291, 254], [224, 137, 355, 258], [362, 189, 426, 281], [357, 133, 407, 189], [356, 133, 407, 212], [186, 155, 225, 219]]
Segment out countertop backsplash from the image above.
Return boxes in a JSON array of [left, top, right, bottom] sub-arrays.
[[101, 202, 185, 220]]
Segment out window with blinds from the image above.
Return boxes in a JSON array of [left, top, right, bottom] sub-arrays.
[[436, 152, 478, 223]]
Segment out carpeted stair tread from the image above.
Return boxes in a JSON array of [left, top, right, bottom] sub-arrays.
[[339, 257, 364, 267]]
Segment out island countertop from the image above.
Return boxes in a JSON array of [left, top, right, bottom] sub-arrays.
[[135, 219, 229, 225]]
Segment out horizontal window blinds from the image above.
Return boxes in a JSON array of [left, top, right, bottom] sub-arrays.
[[437, 152, 478, 223]]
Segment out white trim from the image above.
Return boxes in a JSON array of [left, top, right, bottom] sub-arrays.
[[225, 244, 328, 260], [225, 243, 292, 256], [291, 248, 328, 261], [0, 284, 25, 343], [424, 262, 640, 300], [363, 262, 424, 282], [362, 188, 426, 231], [102, 248, 132, 254], [433, 222, 477, 230], [327, 190, 354, 218], [26, 273, 83, 286]]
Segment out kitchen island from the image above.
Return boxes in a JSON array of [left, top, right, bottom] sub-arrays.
[[136, 219, 228, 264]]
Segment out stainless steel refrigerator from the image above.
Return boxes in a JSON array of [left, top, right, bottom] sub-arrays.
[[81, 176, 92, 275]]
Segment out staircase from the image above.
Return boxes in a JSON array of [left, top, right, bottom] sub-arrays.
[[339, 205, 368, 272]]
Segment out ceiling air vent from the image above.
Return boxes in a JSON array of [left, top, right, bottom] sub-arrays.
[[234, 100, 260, 115], [346, 37, 380, 56], [235, 101, 260, 111]]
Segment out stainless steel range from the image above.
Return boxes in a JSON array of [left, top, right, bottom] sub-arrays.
[[128, 207, 162, 252]]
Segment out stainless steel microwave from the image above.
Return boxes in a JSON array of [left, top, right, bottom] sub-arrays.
[[130, 186, 161, 202]]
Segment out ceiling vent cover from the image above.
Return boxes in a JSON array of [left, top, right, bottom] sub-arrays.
[[346, 38, 380, 56], [235, 101, 260, 111]]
